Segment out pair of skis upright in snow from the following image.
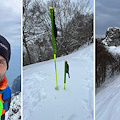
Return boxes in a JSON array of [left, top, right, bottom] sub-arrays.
[[50, 7, 70, 90]]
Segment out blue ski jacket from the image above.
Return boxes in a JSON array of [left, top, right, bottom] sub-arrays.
[[0, 77, 11, 120]]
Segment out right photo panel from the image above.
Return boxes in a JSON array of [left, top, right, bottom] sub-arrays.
[[95, 0, 120, 119]]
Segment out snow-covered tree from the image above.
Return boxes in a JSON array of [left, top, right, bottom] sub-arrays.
[[23, 0, 93, 65]]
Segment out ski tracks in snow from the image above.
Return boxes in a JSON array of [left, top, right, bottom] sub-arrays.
[[23, 44, 94, 120], [23, 71, 48, 120], [82, 63, 94, 120], [96, 76, 120, 120], [71, 44, 94, 120], [83, 69, 94, 120], [79, 45, 94, 120]]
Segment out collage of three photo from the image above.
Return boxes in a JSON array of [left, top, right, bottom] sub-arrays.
[[0, 0, 120, 120]]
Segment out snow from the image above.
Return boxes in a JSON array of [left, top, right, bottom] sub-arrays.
[[8, 93, 21, 120], [23, 44, 94, 120], [108, 46, 120, 55], [96, 75, 120, 120], [102, 39, 108, 46], [107, 27, 120, 31], [102, 37, 113, 46]]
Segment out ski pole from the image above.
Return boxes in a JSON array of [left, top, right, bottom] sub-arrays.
[[64, 60, 67, 90], [50, 7, 58, 90]]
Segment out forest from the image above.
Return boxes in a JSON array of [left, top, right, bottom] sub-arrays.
[[23, 0, 93, 66]]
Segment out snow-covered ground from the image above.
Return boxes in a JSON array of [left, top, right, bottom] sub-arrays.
[[108, 46, 120, 55], [23, 44, 94, 120], [96, 75, 120, 120], [8, 93, 21, 120]]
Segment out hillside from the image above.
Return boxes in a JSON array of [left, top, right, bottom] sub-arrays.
[[11, 75, 21, 95], [23, 44, 94, 120], [96, 75, 120, 120], [96, 27, 120, 119], [8, 93, 21, 120]]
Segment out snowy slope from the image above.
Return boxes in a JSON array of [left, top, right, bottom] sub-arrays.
[[23, 44, 94, 120], [96, 75, 120, 120], [108, 46, 120, 55], [8, 93, 21, 120]]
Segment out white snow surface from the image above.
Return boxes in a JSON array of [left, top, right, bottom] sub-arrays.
[[8, 93, 21, 120], [107, 27, 120, 31], [108, 46, 120, 55], [23, 44, 94, 120], [102, 39, 108, 46], [96, 75, 120, 120]]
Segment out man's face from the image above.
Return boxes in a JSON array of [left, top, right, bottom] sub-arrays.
[[0, 56, 7, 83]]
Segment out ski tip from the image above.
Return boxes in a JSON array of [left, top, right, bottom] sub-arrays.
[[50, 7, 53, 10]]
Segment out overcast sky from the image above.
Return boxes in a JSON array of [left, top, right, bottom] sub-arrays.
[[0, 0, 21, 46], [95, 0, 120, 38], [0, 0, 21, 86]]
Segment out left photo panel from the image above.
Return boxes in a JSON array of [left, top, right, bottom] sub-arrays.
[[0, 0, 21, 120]]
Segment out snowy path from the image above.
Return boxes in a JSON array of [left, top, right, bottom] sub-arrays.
[[96, 75, 120, 120], [23, 44, 94, 120]]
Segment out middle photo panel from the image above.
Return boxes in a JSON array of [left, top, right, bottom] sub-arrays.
[[23, 0, 94, 120]]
